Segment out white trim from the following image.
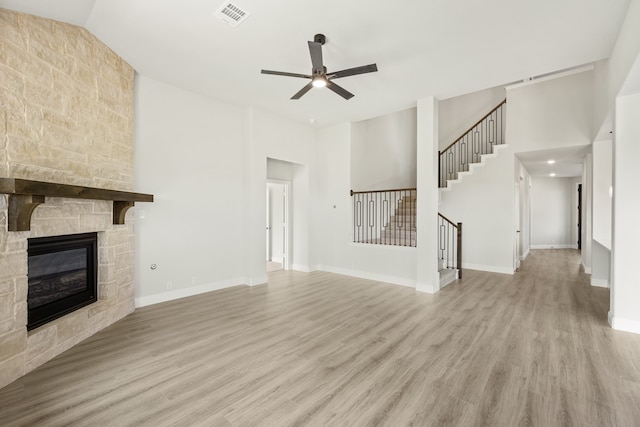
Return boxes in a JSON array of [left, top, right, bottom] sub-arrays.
[[505, 65, 594, 90], [520, 248, 530, 261], [135, 278, 247, 308], [348, 242, 417, 251], [292, 264, 313, 273], [590, 278, 609, 288], [461, 263, 514, 275], [416, 282, 437, 294], [611, 316, 640, 335], [270, 256, 283, 263], [530, 244, 578, 249], [581, 260, 592, 274], [608, 310, 614, 327], [317, 265, 416, 288]]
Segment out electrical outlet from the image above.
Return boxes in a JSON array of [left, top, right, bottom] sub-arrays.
[[166, 281, 173, 290]]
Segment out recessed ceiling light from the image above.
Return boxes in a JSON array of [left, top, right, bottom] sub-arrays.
[[547, 160, 556, 164], [550, 173, 556, 177]]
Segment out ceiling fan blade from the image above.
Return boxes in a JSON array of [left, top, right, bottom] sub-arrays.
[[261, 70, 311, 79], [326, 80, 354, 100], [328, 64, 378, 79], [308, 41, 324, 73], [291, 82, 313, 100]]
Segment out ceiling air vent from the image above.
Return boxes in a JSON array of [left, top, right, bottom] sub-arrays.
[[214, 2, 250, 27]]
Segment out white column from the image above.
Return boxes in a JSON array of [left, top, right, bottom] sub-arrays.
[[610, 92, 640, 333], [581, 154, 593, 274], [416, 97, 440, 293]]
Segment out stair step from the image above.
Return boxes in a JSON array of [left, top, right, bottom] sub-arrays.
[[439, 268, 458, 288], [441, 143, 509, 189]]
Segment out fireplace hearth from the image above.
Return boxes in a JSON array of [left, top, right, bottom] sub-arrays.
[[27, 233, 98, 331]]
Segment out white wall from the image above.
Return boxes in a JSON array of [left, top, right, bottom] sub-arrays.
[[246, 108, 317, 280], [592, 140, 613, 249], [439, 145, 515, 274], [438, 86, 506, 149], [507, 70, 594, 153], [581, 154, 593, 273], [593, 0, 640, 140], [350, 108, 416, 191], [316, 123, 418, 287], [134, 75, 318, 305], [134, 75, 246, 306], [611, 91, 640, 333], [530, 177, 574, 248], [591, 240, 610, 288]]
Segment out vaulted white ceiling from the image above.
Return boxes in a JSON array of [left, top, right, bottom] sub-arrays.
[[0, 0, 631, 126]]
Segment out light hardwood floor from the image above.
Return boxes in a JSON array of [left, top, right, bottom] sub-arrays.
[[2, 249, 640, 426]]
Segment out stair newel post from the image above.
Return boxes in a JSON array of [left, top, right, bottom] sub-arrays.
[[457, 222, 462, 279]]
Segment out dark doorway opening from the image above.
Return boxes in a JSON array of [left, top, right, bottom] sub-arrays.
[[577, 184, 582, 250]]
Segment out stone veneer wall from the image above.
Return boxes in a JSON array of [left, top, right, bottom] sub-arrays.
[[0, 9, 136, 388]]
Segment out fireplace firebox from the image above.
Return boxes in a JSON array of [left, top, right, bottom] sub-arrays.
[[27, 233, 98, 331]]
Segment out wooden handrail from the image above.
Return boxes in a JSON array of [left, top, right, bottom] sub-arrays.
[[438, 212, 458, 227], [440, 99, 507, 154], [350, 187, 416, 196]]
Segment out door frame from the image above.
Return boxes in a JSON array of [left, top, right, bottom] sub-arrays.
[[266, 180, 290, 270]]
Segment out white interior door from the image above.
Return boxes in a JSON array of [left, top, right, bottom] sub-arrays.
[[515, 181, 521, 271], [266, 181, 289, 268], [266, 186, 270, 261]]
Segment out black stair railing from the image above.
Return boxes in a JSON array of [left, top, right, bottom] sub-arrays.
[[439, 99, 506, 188], [438, 213, 462, 278], [350, 188, 416, 247]]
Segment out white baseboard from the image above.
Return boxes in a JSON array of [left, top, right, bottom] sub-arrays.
[[135, 277, 247, 308], [292, 264, 314, 273], [530, 244, 578, 249], [416, 282, 437, 294], [581, 260, 592, 274], [610, 315, 640, 335], [609, 310, 613, 327], [590, 278, 609, 288], [270, 256, 283, 263], [520, 248, 530, 261], [461, 263, 514, 275], [317, 265, 416, 288]]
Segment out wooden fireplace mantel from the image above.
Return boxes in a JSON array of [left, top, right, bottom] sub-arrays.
[[0, 178, 154, 231]]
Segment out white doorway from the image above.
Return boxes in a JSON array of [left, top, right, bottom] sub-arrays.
[[514, 181, 521, 271], [266, 181, 289, 271]]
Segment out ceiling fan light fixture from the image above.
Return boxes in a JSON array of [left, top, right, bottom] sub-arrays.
[[312, 76, 327, 88]]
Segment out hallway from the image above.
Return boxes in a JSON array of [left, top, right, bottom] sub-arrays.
[[1, 250, 639, 425]]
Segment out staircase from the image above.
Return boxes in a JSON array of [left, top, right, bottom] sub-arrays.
[[436, 99, 507, 287], [378, 191, 416, 246], [439, 99, 506, 189], [351, 188, 416, 247], [438, 213, 461, 288]]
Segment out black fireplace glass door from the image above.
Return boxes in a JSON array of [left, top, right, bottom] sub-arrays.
[[27, 233, 98, 330]]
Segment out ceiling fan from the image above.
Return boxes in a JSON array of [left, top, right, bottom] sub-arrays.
[[261, 34, 378, 100]]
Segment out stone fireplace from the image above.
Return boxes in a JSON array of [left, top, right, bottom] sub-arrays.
[[0, 9, 139, 388]]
